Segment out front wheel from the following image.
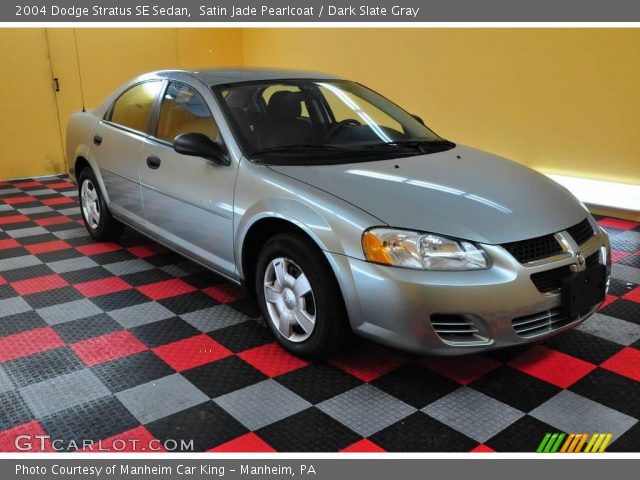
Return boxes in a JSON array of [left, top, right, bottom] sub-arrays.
[[255, 233, 350, 359], [78, 168, 123, 241]]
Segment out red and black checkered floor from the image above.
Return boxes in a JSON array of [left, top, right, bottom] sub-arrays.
[[0, 175, 639, 452]]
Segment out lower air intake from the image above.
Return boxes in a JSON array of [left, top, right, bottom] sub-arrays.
[[430, 314, 491, 346]]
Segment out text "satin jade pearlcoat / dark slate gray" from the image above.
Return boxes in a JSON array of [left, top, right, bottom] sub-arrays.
[[66, 68, 610, 359]]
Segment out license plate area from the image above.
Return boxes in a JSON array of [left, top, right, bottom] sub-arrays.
[[561, 264, 606, 319]]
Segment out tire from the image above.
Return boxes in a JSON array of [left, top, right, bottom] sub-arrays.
[[255, 233, 351, 360], [78, 168, 123, 241]]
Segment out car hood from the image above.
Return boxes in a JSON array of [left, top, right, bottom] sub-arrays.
[[268, 145, 588, 244]]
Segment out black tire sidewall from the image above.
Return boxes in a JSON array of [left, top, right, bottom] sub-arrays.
[[255, 233, 347, 359], [78, 169, 109, 240]]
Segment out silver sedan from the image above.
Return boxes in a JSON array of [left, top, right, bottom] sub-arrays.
[[66, 68, 611, 358]]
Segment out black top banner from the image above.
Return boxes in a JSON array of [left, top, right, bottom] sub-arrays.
[[5, 0, 640, 22]]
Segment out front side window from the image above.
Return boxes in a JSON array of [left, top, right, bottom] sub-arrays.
[[156, 82, 219, 143], [215, 79, 452, 164], [109, 81, 162, 133]]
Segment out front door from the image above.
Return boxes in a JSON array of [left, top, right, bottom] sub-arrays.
[[94, 80, 164, 225], [139, 81, 237, 277]]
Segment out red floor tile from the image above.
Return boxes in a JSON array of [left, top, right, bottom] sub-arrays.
[[34, 216, 72, 227], [600, 294, 618, 310], [10, 273, 69, 296], [611, 250, 632, 263], [622, 287, 640, 303], [601, 347, 640, 382], [598, 218, 640, 231], [47, 182, 75, 189], [2, 196, 36, 205], [42, 197, 74, 206], [341, 439, 386, 452], [81, 426, 161, 452], [137, 278, 197, 300], [0, 215, 29, 225], [75, 242, 123, 256], [24, 240, 71, 254], [0, 238, 20, 250], [127, 244, 168, 258], [73, 277, 132, 297], [210, 433, 276, 452], [329, 343, 410, 382], [471, 444, 496, 452], [419, 355, 501, 385], [70, 330, 147, 367], [152, 334, 232, 372], [12, 181, 42, 189], [508, 346, 596, 388], [202, 283, 246, 304], [0, 421, 52, 452], [0, 327, 64, 363], [238, 342, 310, 377]]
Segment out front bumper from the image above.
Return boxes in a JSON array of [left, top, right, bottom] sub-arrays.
[[328, 223, 610, 355]]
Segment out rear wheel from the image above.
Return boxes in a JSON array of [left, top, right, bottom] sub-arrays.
[[255, 233, 350, 359], [78, 168, 123, 241]]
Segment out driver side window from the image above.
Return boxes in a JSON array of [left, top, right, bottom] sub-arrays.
[[319, 85, 404, 133], [156, 82, 219, 143]]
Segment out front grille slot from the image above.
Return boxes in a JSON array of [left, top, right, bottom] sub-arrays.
[[502, 234, 563, 264], [530, 265, 572, 293], [430, 314, 489, 345], [512, 308, 572, 337], [530, 251, 601, 294], [567, 218, 596, 245], [585, 250, 600, 268]]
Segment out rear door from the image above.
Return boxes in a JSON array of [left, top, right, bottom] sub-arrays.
[[139, 80, 238, 277], [93, 80, 164, 225]]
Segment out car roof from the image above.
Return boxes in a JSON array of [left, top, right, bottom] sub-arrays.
[[152, 68, 341, 85]]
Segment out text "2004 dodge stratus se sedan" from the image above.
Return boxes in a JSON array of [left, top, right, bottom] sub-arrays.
[[66, 68, 610, 359]]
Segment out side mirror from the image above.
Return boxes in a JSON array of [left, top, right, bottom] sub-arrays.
[[173, 133, 230, 166], [411, 114, 425, 126]]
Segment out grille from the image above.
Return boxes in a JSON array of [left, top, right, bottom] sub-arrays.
[[585, 250, 600, 268], [530, 251, 601, 293], [503, 217, 596, 264], [512, 308, 572, 337], [567, 218, 596, 245], [429, 314, 489, 345], [502, 234, 563, 264], [530, 265, 572, 293]]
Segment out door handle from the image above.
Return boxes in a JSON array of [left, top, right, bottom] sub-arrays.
[[93, 135, 102, 146], [146, 155, 161, 170]]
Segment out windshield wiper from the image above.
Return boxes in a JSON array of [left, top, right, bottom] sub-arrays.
[[363, 139, 455, 150], [253, 144, 353, 154]]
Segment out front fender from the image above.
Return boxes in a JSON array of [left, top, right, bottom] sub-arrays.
[[233, 161, 383, 279]]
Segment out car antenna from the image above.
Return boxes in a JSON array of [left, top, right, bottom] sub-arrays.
[[72, 29, 86, 112]]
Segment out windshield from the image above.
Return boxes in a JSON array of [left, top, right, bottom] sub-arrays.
[[213, 79, 454, 164]]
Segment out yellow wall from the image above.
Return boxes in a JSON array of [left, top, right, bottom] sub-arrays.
[[0, 29, 65, 179], [1, 28, 638, 185], [0, 28, 242, 179], [242, 28, 640, 184]]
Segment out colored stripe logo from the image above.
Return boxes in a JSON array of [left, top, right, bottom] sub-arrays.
[[537, 433, 612, 453]]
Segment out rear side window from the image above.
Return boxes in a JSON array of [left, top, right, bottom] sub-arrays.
[[109, 81, 163, 133], [156, 82, 219, 143]]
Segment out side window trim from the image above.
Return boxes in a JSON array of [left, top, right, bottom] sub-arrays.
[[149, 80, 227, 148], [102, 79, 165, 136]]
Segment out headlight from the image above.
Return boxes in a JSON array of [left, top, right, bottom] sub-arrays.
[[362, 228, 489, 270]]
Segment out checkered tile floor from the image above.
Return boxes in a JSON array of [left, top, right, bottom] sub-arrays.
[[1, 175, 639, 452]]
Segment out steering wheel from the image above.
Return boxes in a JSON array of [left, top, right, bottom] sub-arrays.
[[325, 119, 362, 142]]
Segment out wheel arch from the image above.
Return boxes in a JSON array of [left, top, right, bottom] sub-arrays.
[[239, 215, 332, 298]]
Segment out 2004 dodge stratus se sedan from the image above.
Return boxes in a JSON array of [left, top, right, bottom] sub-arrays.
[[66, 69, 611, 359]]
